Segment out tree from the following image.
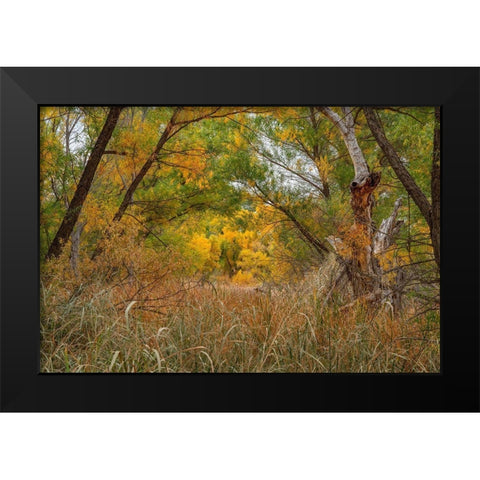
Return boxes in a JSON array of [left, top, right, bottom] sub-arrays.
[[363, 106, 440, 270], [112, 107, 182, 222], [46, 106, 124, 259], [89, 107, 252, 259], [319, 107, 382, 296], [221, 108, 334, 260]]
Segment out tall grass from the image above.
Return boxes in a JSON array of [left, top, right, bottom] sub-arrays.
[[40, 272, 440, 373]]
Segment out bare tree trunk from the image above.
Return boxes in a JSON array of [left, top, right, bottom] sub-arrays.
[[319, 107, 381, 296], [348, 170, 382, 296], [46, 107, 124, 259], [373, 198, 404, 255], [374, 198, 405, 313], [392, 267, 406, 315], [319, 107, 371, 183], [70, 220, 86, 276]]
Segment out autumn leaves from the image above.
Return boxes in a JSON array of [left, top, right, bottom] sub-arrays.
[[41, 106, 439, 301]]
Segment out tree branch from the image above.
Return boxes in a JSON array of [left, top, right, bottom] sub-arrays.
[[318, 107, 371, 183], [363, 107, 432, 228]]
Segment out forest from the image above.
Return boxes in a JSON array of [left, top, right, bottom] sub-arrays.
[[40, 106, 440, 373]]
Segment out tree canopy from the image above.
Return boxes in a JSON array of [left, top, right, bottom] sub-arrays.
[[40, 105, 440, 373]]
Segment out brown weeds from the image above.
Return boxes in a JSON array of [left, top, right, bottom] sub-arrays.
[[40, 270, 440, 373]]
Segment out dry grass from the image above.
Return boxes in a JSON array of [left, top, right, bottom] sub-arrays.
[[40, 271, 440, 373]]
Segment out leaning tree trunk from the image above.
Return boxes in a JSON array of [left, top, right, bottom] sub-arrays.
[[363, 107, 440, 272], [46, 106, 124, 260], [319, 107, 382, 297], [90, 108, 182, 261], [112, 107, 181, 222]]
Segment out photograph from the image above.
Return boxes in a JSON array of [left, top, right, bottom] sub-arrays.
[[40, 105, 440, 373]]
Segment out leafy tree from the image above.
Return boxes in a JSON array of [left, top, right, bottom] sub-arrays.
[[45, 106, 124, 259]]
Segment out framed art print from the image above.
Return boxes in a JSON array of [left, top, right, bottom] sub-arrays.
[[1, 67, 479, 411]]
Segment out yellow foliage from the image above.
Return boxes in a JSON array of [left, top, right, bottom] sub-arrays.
[[279, 129, 291, 142], [40, 106, 58, 120], [317, 155, 333, 180], [233, 129, 245, 148], [82, 200, 103, 232], [232, 269, 255, 285], [188, 234, 212, 268], [237, 249, 270, 277], [188, 234, 220, 272], [220, 228, 255, 249]]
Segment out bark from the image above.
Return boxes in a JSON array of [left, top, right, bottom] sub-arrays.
[[112, 108, 181, 223], [319, 107, 370, 184], [430, 107, 441, 270], [373, 198, 404, 255], [373, 198, 405, 313], [392, 267, 406, 315], [319, 107, 382, 296], [308, 108, 330, 198], [90, 108, 182, 261], [46, 107, 123, 259], [70, 220, 86, 276], [277, 204, 330, 256], [364, 106, 441, 272], [253, 182, 330, 257], [363, 107, 432, 229], [348, 171, 382, 295]]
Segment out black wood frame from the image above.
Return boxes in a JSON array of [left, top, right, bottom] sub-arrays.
[[1, 67, 478, 411]]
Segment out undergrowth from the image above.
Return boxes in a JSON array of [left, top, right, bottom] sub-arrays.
[[40, 271, 440, 373]]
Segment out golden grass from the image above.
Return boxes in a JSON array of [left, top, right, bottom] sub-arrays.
[[40, 271, 440, 373]]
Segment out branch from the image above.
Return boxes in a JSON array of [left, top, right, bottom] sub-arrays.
[[253, 182, 330, 256], [318, 107, 370, 183], [103, 150, 130, 156], [373, 197, 404, 254], [363, 107, 432, 228]]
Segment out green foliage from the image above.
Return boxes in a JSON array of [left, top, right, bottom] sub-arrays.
[[40, 106, 438, 277]]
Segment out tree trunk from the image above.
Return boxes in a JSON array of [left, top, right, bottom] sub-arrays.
[[319, 107, 382, 297], [70, 220, 86, 276], [430, 107, 441, 270], [348, 171, 382, 296], [308, 108, 330, 198], [363, 107, 440, 271], [363, 107, 432, 228], [112, 108, 181, 223], [253, 181, 330, 257], [319, 107, 370, 183], [46, 107, 123, 259], [374, 197, 405, 313], [90, 108, 182, 261], [373, 198, 404, 255]]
